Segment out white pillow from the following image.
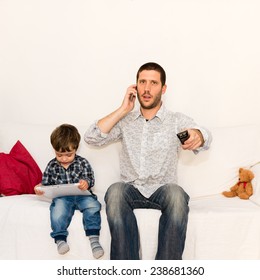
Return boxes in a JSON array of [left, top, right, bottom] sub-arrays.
[[178, 124, 260, 198], [249, 164, 260, 206]]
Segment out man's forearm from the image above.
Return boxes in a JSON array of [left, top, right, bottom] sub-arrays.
[[97, 85, 137, 133], [97, 107, 128, 134]]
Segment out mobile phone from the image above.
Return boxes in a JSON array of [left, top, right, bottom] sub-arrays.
[[130, 86, 137, 101], [177, 130, 190, 144], [129, 93, 135, 101]]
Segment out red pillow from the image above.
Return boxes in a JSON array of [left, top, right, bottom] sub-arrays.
[[0, 140, 42, 196]]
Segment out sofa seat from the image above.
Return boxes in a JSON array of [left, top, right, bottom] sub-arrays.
[[184, 195, 260, 259], [1, 193, 260, 260]]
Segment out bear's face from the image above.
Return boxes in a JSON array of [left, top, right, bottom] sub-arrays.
[[239, 168, 254, 182]]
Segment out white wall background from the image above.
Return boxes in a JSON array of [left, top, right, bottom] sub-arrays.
[[1, 0, 260, 128]]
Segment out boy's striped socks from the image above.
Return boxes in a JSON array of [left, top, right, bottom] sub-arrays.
[[89, 235, 104, 259]]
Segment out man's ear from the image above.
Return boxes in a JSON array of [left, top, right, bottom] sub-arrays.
[[162, 84, 167, 95]]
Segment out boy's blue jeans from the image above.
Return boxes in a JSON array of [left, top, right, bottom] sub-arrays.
[[50, 195, 101, 242], [105, 182, 189, 260]]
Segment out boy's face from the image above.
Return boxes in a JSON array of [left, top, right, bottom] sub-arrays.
[[55, 149, 76, 168]]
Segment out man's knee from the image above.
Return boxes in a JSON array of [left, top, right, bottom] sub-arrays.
[[160, 184, 189, 207], [105, 182, 130, 223], [105, 182, 125, 203], [161, 183, 187, 194]]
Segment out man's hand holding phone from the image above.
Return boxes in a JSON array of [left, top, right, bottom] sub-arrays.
[[122, 84, 137, 113]]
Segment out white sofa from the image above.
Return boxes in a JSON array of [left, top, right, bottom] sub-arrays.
[[1, 121, 260, 260]]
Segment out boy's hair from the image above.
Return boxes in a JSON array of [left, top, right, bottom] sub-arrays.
[[136, 62, 166, 86], [50, 124, 81, 152]]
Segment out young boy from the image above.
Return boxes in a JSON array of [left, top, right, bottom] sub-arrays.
[[35, 124, 104, 259]]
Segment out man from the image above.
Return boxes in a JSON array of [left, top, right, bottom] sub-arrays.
[[84, 62, 212, 259]]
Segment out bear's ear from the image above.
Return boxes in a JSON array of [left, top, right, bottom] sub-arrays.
[[239, 168, 243, 173], [248, 171, 255, 181]]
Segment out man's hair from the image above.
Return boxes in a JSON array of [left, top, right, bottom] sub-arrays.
[[50, 124, 81, 152], [136, 62, 166, 86]]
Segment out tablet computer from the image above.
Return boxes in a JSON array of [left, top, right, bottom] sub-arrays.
[[36, 183, 91, 199]]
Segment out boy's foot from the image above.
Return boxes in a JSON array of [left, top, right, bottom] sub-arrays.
[[89, 235, 104, 259], [57, 240, 70, 255]]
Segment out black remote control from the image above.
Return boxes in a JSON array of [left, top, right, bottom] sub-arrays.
[[177, 130, 190, 144]]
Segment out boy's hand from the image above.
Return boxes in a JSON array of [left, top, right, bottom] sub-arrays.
[[78, 180, 89, 191], [34, 184, 44, 195]]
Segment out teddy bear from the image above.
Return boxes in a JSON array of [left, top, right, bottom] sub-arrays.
[[222, 168, 254, 199]]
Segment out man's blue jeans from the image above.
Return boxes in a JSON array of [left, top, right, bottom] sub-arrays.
[[50, 195, 101, 242], [105, 182, 189, 260]]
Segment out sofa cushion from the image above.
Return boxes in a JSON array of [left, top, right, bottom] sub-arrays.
[[183, 195, 260, 259], [0, 141, 42, 196], [249, 163, 260, 206]]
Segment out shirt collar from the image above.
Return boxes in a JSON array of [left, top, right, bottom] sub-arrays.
[[156, 103, 166, 121], [132, 103, 166, 122]]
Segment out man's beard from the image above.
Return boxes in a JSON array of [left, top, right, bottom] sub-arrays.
[[137, 91, 162, 110]]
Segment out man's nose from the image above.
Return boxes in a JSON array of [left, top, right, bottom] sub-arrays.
[[144, 82, 151, 91]]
